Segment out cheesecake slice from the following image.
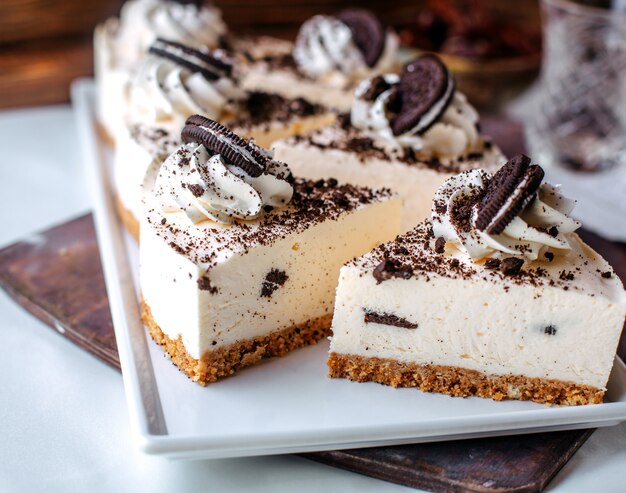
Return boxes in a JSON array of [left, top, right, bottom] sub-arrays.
[[94, 0, 228, 143], [329, 156, 626, 405], [140, 116, 401, 384], [112, 39, 335, 240], [238, 9, 400, 112], [273, 55, 505, 233]]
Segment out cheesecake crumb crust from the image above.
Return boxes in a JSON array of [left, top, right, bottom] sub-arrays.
[[114, 194, 140, 241], [327, 352, 604, 406], [142, 300, 332, 385]]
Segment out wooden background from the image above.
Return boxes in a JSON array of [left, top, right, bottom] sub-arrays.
[[0, 0, 540, 109]]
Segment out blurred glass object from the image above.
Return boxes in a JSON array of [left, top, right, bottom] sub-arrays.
[[527, 0, 626, 172]]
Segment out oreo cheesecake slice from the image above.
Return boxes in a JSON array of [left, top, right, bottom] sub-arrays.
[[94, 0, 227, 143], [111, 38, 335, 240], [139, 118, 402, 384], [273, 54, 506, 233], [328, 157, 626, 406], [237, 8, 401, 112]]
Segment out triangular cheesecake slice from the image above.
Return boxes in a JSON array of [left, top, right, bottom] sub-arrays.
[[329, 156, 626, 405], [273, 55, 505, 233], [111, 39, 335, 240], [140, 117, 401, 384]]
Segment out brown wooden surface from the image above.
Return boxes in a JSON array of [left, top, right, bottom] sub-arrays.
[[0, 214, 118, 368]]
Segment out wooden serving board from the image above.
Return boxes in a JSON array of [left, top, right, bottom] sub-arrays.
[[1, 213, 625, 493]]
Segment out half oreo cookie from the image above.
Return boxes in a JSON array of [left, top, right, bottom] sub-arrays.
[[336, 9, 385, 68], [149, 38, 233, 81], [475, 155, 545, 234], [182, 115, 266, 177], [390, 54, 455, 136]]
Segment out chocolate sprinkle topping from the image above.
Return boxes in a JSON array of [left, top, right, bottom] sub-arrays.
[[150, 178, 394, 269], [230, 92, 324, 128], [373, 258, 414, 283], [434, 237, 446, 254], [364, 310, 418, 329], [348, 220, 595, 293], [500, 257, 524, 276], [484, 258, 501, 270], [290, 123, 496, 175], [187, 183, 204, 197], [601, 271, 613, 279]]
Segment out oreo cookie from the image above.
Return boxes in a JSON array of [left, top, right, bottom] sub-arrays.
[[336, 9, 385, 68], [149, 38, 233, 81], [390, 54, 455, 136], [475, 155, 545, 234], [182, 115, 266, 177], [360, 75, 393, 101]]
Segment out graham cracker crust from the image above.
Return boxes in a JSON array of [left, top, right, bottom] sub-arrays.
[[328, 353, 605, 406], [114, 194, 140, 242], [142, 300, 332, 385]]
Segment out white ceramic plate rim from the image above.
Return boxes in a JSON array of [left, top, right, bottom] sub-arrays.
[[71, 78, 626, 459]]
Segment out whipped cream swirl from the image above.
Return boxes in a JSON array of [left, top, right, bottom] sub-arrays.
[[351, 75, 481, 160], [154, 142, 294, 224], [114, 0, 227, 66], [125, 54, 244, 132], [293, 15, 398, 84], [432, 169, 580, 261]]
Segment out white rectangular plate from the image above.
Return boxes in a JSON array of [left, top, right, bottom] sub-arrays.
[[72, 78, 626, 459]]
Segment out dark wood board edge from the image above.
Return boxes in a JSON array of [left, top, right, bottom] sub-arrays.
[[302, 429, 594, 493], [0, 275, 120, 370]]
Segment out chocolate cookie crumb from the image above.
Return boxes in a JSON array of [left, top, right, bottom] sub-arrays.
[[544, 325, 557, 336], [544, 251, 554, 262], [261, 268, 288, 297], [364, 309, 418, 329], [601, 271, 612, 279], [500, 257, 524, 275], [484, 258, 501, 270], [187, 183, 205, 197], [197, 275, 218, 294], [434, 237, 446, 254], [373, 258, 413, 283]]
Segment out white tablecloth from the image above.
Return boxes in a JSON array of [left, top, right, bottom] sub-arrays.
[[0, 105, 625, 493]]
